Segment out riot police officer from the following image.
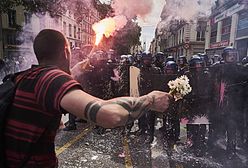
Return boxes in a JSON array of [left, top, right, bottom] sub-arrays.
[[184, 55, 213, 156], [242, 56, 248, 147], [161, 61, 180, 146], [154, 52, 165, 72], [118, 55, 132, 97], [177, 55, 188, 76], [138, 52, 161, 143], [199, 53, 210, 67], [210, 47, 247, 158], [166, 55, 175, 62]]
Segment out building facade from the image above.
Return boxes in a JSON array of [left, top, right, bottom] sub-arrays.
[[0, 4, 101, 59], [156, 18, 207, 61], [0, 6, 33, 59], [205, 0, 248, 60]]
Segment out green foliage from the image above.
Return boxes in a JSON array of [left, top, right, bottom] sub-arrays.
[[112, 20, 141, 55], [0, 0, 111, 23], [93, 0, 113, 19], [0, 0, 67, 16]]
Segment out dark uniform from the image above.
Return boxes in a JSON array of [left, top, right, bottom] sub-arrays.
[[177, 55, 189, 76], [242, 56, 248, 147], [138, 52, 161, 143], [209, 47, 247, 158], [161, 61, 180, 145], [64, 53, 116, 132], [154, 52, 165, 72], [117, 56, 132, 97], [184, 55, 213, 156], [88, 58, 116, 134]]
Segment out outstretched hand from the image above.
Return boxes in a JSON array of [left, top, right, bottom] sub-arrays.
[[147, 91, 173, 112], [71, 59, 94, 78]]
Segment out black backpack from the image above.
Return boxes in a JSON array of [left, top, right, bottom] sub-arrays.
[[0, 72, 23, 167]]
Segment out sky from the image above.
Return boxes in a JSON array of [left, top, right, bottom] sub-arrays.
[[137, 0, 165, 52]]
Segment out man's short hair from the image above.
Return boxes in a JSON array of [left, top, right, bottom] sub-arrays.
[[33, 29, 67, 62]]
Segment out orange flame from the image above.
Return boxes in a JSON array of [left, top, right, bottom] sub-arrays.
[[92, 18, 116, 46]]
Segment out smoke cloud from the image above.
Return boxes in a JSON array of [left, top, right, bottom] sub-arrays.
[[111, 0, 154, 19], [2, 13, 63, 78], [92, 0, 158, 45], [157, 0, 214, 34]]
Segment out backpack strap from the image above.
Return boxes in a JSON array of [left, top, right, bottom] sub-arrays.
[[14, 70, 55, 168], [2, 71, 33, 168]]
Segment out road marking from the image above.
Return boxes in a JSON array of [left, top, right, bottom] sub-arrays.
[[56, 126, 93, 155], [123, 136, 133, 168]]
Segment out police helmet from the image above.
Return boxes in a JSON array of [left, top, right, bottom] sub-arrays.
[[141, 52, 152, 60], [178, 55, 187, 65], [242, 56, 248, 65], [189, 55, 204, 68], [222, 47, 238, 63], [199, 53, 210, 66], [166, 56, 175, 62], [155, 52, 165, 60], [164, 61, 178, 74]]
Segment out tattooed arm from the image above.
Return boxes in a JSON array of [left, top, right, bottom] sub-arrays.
[[61, 89, 171, 128]]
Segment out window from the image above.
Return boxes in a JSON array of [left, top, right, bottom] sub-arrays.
[[74, 25, 77, 38], [237, 11, 248, 38], [221, 17, 231, 35], [238, 11, 248, 30], [6, 33, 22, 45], [222, 26, 231, 35], [7, 34, 16, 45], [196, 21, 206, 41], [210, 22, 218, 43], [197, 31, 205, 41], [78, 28, 81, 39], [8, 10, 16, 27], [182, 28, 184, 42], [69, 24, 72, 37], [221, 17, 231, 41], [24, 12, 32, 25], [63, 22, 66, 35]]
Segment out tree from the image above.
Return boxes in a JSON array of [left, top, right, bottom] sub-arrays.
[[0, 0, 95, 18], [0, 0, 66, 16], [112, 20, 141, 55], [93, 0, 113, 19]]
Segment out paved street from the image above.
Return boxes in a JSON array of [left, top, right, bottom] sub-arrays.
[[55, 120, 248, 168]]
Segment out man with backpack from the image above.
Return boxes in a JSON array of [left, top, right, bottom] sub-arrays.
[[1, 29, 172, 168]]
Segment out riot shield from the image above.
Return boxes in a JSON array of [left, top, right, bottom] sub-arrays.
[[129, 66, 140, 97]]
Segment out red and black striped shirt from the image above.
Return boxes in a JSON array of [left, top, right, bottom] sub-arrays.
[[4, 65, 81, 168]]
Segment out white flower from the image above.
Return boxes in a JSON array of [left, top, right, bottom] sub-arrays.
[[167, 75, 192, 101]]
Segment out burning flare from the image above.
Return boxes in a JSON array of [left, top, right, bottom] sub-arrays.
[[92, 16, 127, 46], [92, 18, 115, 45]]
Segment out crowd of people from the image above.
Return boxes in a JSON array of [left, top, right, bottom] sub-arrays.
[[2, 29, 171, 167], [64, 46, 248, 159], [1, 29, 248, 167]]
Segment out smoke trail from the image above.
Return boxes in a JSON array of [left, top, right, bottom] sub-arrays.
[[92, 0, 158, 46], [15, 13, 64, 72], [111, 0, 154, 19]]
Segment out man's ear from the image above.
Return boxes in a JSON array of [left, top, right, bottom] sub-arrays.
[[65, 48, 71, 59]]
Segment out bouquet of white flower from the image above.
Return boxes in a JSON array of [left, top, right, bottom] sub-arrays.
[[168, 75, 192, 101]]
